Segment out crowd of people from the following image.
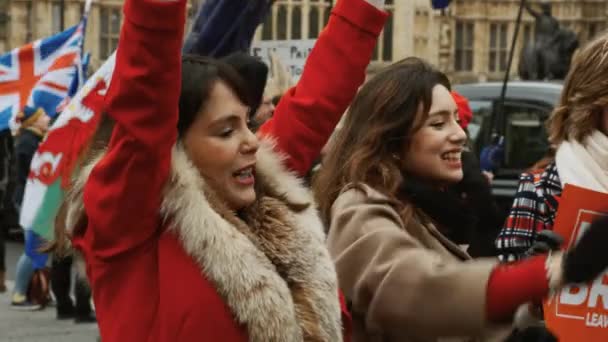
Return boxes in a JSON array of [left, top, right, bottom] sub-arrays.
[[1, 0, 608, 341], [0, 103, 96, 324]]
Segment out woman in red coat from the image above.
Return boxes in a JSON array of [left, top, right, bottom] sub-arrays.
[[67, 0, 388, 341]]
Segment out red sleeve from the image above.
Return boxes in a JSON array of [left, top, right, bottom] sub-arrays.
[[257, 0, 388, 177], [485, 255, 550, 322], [82, 0, 186, 258]]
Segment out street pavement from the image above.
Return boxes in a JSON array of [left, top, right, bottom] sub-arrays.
[[0, 241, 99, 341]]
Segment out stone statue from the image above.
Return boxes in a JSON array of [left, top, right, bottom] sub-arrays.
[[518, 0, 579, 80]]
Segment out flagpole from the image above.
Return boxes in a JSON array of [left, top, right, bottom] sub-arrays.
[[76, 0, 94, 87], [493, 0, 526, 137], [81, 0, 94, 49]]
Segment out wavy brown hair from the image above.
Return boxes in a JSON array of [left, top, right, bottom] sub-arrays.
[[314, 57, 451, 224], [548, 31, 608, 146]]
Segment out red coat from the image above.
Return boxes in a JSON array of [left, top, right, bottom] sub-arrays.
[[71, 0, 388, 341]]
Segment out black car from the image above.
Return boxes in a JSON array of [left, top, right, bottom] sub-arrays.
[[453, 81, 563, 220]]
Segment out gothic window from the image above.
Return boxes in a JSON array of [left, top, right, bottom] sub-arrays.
[[260, 0, 333, 41], [455, 21, 474, 71], [100, 7, 121, 60], [25, 0, 34, 43], [309, 5, 320, 38], [277, 5, 288, 40], [372, 0, 394, 62], [489, 23, 508, 72], [51, 1, 62, 33], [262, 11, 273, 40], [292, 6, 302, 39]]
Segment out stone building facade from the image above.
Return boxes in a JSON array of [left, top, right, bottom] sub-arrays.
[[254, 0, 608, 82], [1, 0, 607, 83], [447, 0, 607, 82], [1, 0, 200, 70]]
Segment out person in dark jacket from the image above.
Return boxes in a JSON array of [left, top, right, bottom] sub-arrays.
[[10, 108, 49, 310], [0, 128, 17, 293], [51, 254, 96, 322]]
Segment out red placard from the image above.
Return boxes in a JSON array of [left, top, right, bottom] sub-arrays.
[[543, 184, 608, 342]]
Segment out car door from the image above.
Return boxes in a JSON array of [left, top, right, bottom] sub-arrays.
[[499, 100, 552, 175], [489, 99, 553, 220]]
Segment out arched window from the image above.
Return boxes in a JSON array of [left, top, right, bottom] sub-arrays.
[[277, 5, 288, 40], [100, 7, 122, 60], [309, 6, 320, 38], [382, 10, 393, 61], [264, 0, 335, 41], [323, 0, 332, 26], [292, 6, 302, 39], [372, 1, 394, 62], [261, 12, 273, 40]]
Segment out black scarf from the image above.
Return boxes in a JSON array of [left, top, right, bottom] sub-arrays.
[[398, 179, 477, 245], [398, 151, 503, 255]]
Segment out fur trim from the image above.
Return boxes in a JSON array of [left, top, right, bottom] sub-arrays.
[[255, 139, 311, 207], [65, 155, 101, 236], [70, 138, 342, 342]]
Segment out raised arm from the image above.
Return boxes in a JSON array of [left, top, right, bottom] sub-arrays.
[[524, 1, 540, 19], [83, 0, 186, 258], [257, 0, 388, 176], [183, 0, 272, 57], [327, 187, 562, 339]]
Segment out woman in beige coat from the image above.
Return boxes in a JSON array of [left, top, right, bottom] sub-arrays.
[[314, 57, 608, 341]]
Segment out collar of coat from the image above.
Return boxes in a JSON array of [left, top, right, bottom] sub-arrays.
[[68, 138, 343, 342]]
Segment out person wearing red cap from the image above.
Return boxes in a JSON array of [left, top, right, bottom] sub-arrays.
[[451, 90, 473, 130]]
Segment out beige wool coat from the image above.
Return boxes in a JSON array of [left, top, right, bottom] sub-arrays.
[[327, 183, 514, 342]]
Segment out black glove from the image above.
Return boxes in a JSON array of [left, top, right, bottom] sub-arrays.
[[523, 230, 564, 258], [562, 216, 608, 284]]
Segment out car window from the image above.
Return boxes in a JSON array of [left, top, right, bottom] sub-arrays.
[[467, 100, 493, 154], [502, 103, 550, 170]]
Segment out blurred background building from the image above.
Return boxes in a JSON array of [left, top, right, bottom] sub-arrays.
[[0, 0, 202, 70], [0, 0, 606, 83]]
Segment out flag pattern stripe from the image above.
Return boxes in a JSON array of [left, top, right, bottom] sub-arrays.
[[0, 23, 84, 131]]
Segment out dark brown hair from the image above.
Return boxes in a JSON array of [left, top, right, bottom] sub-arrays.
[[178, 55, 252, 136], [314, 57, 451, 224]]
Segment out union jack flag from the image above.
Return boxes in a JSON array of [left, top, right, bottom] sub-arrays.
[[0, 21, 84, 131]]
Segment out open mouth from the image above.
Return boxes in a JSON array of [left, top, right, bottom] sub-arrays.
[[233, 166, 255, 185], [441, 151, 461, 162]]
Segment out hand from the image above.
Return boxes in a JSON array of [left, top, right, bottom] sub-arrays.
[[523, 230, 563, 258], [481, 171, 494, 184], [562, 216, 608, 284]]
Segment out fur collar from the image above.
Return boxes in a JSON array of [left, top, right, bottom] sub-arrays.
[[69, 139, 342, 342]]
